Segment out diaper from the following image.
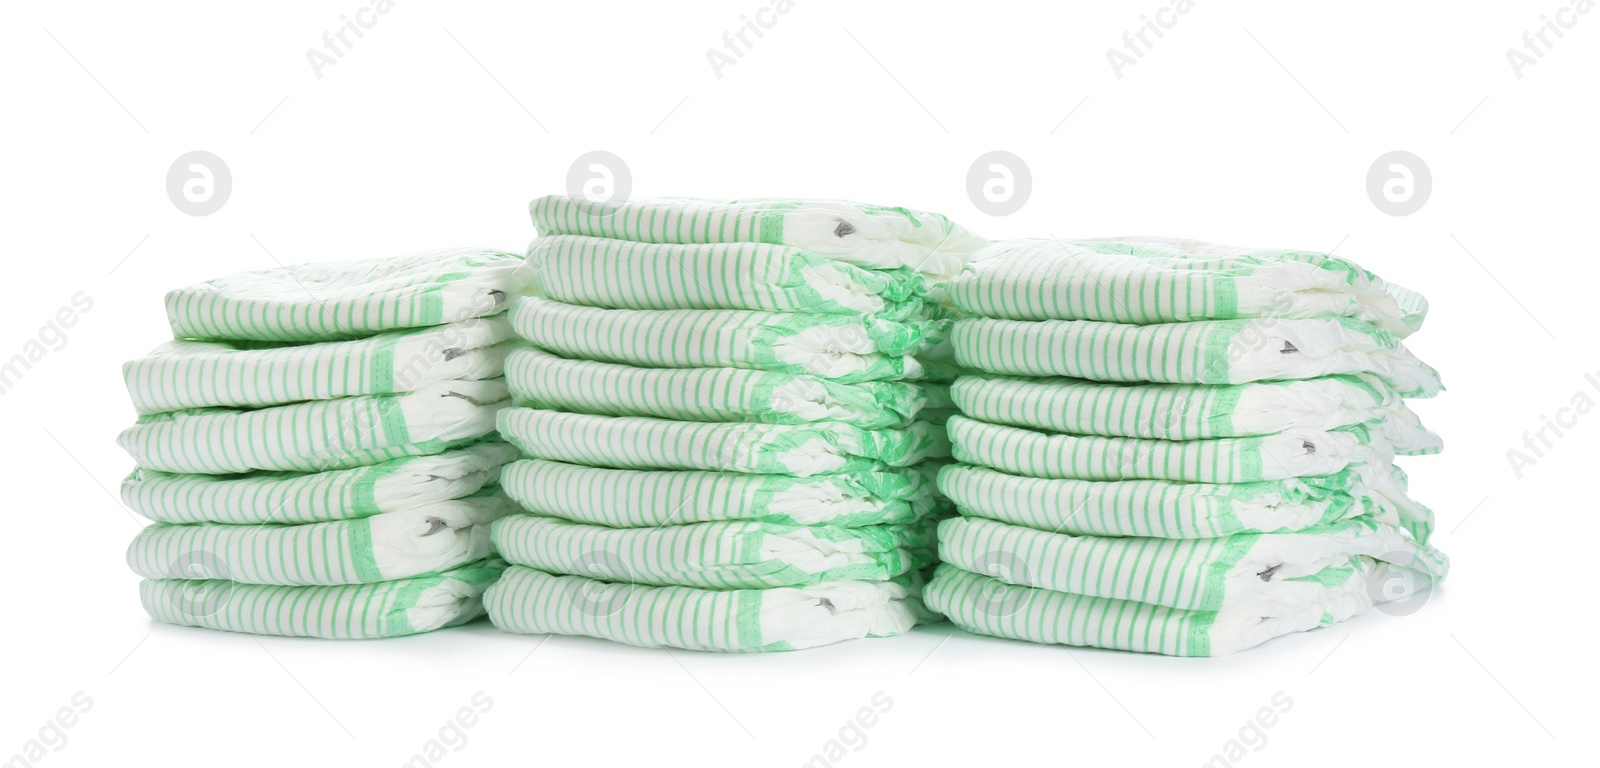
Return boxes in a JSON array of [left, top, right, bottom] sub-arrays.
[[127, 491, 516, 585], [949, 237, 1425, 337], [937, 463, 1414, 538], [139, 558, 506, 639], [529, 195, 987, 280], [165, 248, 532, 342], [512, 297, 945, 384], [492, 514, 937, 589], [528, 235, 927, 319], [121, 441, 519, 524], [950, 372, 1436, 447], [948, 415, 1400, 484], [485, 564, 930, 651], [936, 515, 1446, 612], [124, 316, 514, 414], [952, 316, 1442, 397], [924, 563, 1389, 657], [117, 379, 510, 474], [499, 407, 950, 477], [501, 459, 937, 528], [507, 345, 950, 429]]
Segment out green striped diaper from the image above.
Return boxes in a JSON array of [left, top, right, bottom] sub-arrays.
[[512, 297, 947, 384], [499, 407, 949, 477], [506, 345, 950, 429], [166, 248, 531, 342], [951, 316, 1442, 397], [117, 379, 511, 474], [140, 558, 507, 639], [124, 316, 514, 414], [121, 441, 519, 525], [949, 237, 1425, 337], [492, 514, 937, 589], [529, 195, 987, 280], [937, 463, 1404, 539], [923, 563, 1376, 657], [949, 372, 1432, 443], [947, 415, 1401, 484], [485, 564, 931, 651], [936, 514, 1446, 613], [501, 459, 938, 528], [528, 235, 927, 319], [127, 491, 516, 586]]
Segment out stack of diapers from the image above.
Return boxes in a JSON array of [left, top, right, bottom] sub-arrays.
[[118, 249, 534, 638], [483, 196, 987, 651], [921, 237, 1450, 656]]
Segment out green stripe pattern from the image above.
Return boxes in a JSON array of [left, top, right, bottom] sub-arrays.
[[139, 559, 507, 640], [529, 195, 987, 280], [951, 316, 1442, 398], [166, 248, 530, 342], [117, 380, 511, 474], [530, 235, 928, 319], [507, 344, 949, 429], [486, 565, 927, 652], [932, 235, 1447, 656], [513, 296, 948, 384], [125, 250, 532, 637], [949, 237, 1425, 337], [489, 196, 977, 650], [124, 316, 513, 414]]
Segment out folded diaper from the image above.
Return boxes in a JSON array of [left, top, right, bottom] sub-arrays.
[[127, 491, 516, 586], [949, 237, 1425, 337], [139, 558, 506, 639], [950, 373, 1434, 444], [938, 463, 1404, 538], [499, 407, 949, 477], [121, 441, 519, 525], [117, 379, 510, 474], [936, 514, 1445, 612], [512, 297, 944, 384], [501, 459, 937, 528], [486, 564, 929, 651], [529, 235, 927, 319], [124, 316, 515, 414], [952, 316, 1442, 397], [492, 514, 936, 589], [166, 248, 531, 342], [507, 345, 949, 429], [948, 415, 1400, 484], [924, 563, 1383, 657], [529, 195, 986, 280]]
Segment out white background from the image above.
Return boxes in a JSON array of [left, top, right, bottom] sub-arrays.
[[2, 1, 1595, 765]]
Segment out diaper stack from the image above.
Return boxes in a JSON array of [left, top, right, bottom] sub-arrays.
[[484, 196, 986, 651], [921, 237, 1449, 656], [118, 249, 532, 639]]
